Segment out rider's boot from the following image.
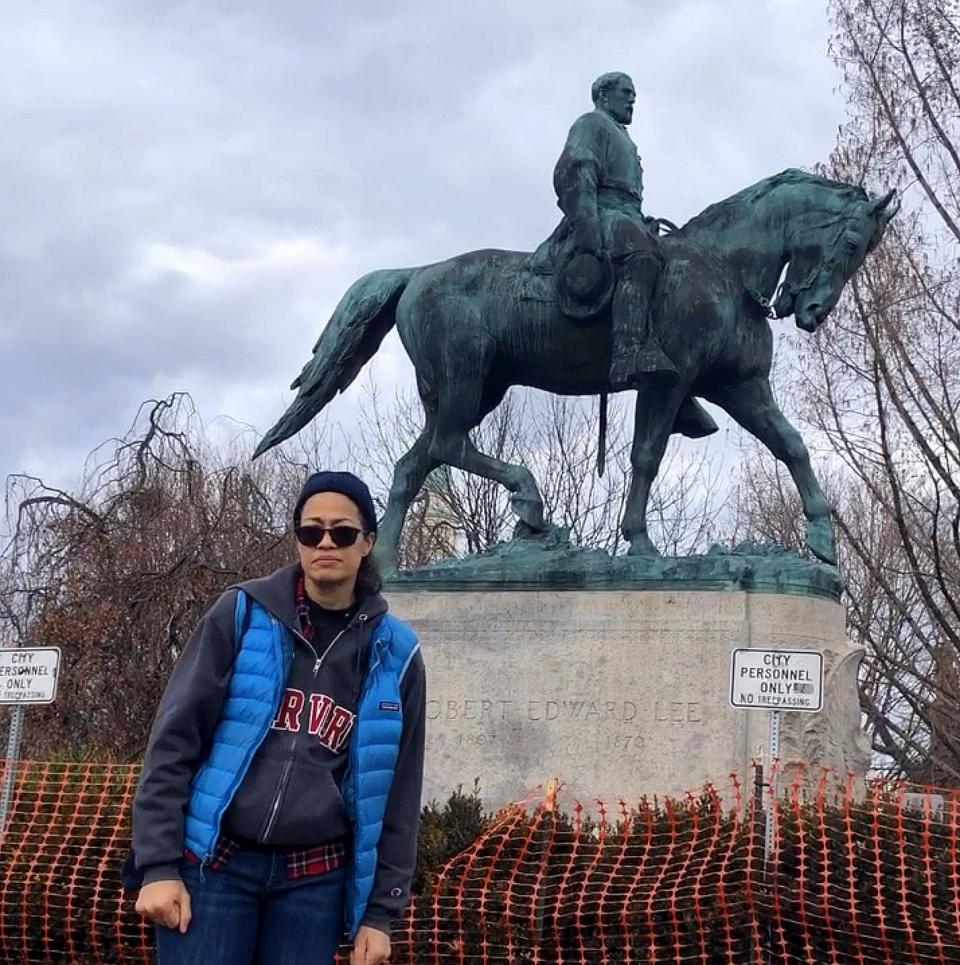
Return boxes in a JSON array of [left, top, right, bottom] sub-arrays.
[[673, 397, 719, 438], [608, 253, 677, 391]]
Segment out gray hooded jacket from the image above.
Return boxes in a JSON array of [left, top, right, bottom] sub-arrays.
[[127, 563, 426, 936]]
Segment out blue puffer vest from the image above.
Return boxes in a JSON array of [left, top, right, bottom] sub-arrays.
[[182, 590, 419, 938]]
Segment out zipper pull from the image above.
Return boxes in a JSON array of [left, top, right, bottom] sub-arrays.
[[313, 657, 322, 676]]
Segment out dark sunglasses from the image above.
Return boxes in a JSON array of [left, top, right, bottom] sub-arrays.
[[295, 525, 367, 549]]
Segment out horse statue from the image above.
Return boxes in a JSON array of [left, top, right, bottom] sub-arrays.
[[255, 169, 898, 569]]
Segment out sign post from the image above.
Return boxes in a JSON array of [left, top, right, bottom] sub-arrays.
[[729, 647, 824, 864], [765, 708, 782, 861], [0, 647, 62, 833]]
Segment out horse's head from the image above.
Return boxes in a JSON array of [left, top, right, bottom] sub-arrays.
[[774, 188, 900, 332]]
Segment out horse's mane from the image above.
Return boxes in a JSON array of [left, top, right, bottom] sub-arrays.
[[678, 168, 870, 235]]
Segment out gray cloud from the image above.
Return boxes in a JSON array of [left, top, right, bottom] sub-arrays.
[[0, 0, 846, 501]]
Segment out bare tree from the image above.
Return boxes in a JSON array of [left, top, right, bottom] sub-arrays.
[[731, 0, 960, 780], [350, 381, 728, 563], [826, 0, 960, 781], [0, 395, 308, 759]]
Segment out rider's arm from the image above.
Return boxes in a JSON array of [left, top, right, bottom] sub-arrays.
[[553, 113, 605, 253]]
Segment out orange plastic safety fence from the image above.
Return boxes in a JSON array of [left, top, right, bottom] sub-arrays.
[[0, 758, 151, 963], [3, 758, 960, 962]]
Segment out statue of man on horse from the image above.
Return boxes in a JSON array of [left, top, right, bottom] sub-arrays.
[[255, 72, 899, 571]]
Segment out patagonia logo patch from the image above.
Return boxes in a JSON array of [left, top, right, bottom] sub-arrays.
[[379, 700, 401, 712]]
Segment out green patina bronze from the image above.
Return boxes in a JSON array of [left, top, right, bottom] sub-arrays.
[[255, 72, 898, 575], [383, 530, 843, 603]]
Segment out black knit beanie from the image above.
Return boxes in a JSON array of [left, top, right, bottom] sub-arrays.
[[293, 471, 378, 534]]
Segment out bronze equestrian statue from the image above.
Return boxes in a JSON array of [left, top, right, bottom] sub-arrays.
[[255, 72, 898, 570]]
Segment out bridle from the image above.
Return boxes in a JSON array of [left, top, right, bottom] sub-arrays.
[[747, 218, 858, 320], [747, 262, 821, 320]]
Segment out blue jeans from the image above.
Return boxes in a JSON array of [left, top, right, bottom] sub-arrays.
[[154, 849, 346, 965]]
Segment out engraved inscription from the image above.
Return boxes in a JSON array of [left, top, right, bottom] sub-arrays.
[[427, 697, 642, 722], [426, 732, 501, 752], [604, 734, 646, 753], [653, 700, 701, 723], [426, 698, 512, 721], [527, 699, 637, 721], [429, 697, 702, 725], [425, 696, 706, 762]]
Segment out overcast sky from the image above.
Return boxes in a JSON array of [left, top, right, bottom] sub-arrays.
[[0, 0, 847, 502]]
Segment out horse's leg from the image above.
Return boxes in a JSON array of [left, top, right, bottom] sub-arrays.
[[711, 376, 835, 564], [375, 418, 439, 572], [622, 381, 686, 555], [428, 379, 547, 537]]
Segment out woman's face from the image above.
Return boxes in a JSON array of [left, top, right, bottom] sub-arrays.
[[296, 492, 375, 590]]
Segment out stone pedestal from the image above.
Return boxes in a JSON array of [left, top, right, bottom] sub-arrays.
[[388, 581, 869, 810]]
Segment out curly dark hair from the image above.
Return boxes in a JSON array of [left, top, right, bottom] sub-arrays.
[[356, 551, 383, 598]]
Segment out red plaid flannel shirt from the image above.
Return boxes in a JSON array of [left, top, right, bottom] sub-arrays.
[[184, 575, 349, 878], [185, 836, 346, 878]]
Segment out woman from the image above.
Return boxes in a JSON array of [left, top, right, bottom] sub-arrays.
[[125, 471, 425, 965]]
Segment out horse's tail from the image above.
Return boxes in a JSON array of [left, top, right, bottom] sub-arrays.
[[254, 267, 413, 458]]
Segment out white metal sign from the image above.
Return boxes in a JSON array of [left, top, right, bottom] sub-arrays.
[[0, 648, 61, 705], [729, 648, 823, 712]]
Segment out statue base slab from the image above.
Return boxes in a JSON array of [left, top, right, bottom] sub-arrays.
[[388, 580, 868, 810], [386, 536, 842, 602]]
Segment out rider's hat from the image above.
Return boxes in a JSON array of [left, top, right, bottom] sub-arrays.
[[556, 251, 615, 320]]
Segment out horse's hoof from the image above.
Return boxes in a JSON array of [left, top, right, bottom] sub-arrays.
[[509, 495, 546, 533], [806, 517, 836, 565], [626, 534, 661, 557], [513, 520, 548, 540]]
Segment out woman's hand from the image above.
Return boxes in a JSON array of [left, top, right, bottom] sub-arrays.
[[351, 924, 391, 964], [135, 879, 192, 933]]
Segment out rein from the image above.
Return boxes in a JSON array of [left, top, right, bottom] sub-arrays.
[[746, 286, 777, 319], [746, 221, 848, 319], [746, 265, 817, 319]]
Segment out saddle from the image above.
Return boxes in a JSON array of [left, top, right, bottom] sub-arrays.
[[524, 230, 718, 441]]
